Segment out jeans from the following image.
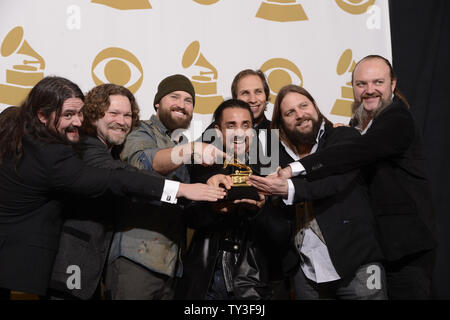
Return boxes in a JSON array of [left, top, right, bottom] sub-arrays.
[[104, 257, 175, 300]]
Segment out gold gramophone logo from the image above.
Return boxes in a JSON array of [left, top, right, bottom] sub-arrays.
[[91, 47, 143, 94], [256, 0, 308, 22], [91, 0, 152, 10], [335, 0, 375, 15], [0, 26, 45, 105], [330, 49, 356, 117], [182, 41, 223, 114], [193, 0, 221, 4], [260, 58, 303, 103]]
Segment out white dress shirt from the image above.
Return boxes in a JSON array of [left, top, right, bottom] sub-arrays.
[[282, 121, 341, 283]]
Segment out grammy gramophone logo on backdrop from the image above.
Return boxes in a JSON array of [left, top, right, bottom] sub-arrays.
[[259, 58, 303, 103], [91, 0, 152, 10], [0, 26, 46, 106], [331, 49, 356, 117], [256, 0, 308, 22], [192, 0, 221, 5], [182, 41, 223, 114], [335, 0, 375, 15], [91, 47, 144, 94]]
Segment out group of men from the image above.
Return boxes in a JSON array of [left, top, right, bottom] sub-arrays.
[[0, 54, 436, 300]]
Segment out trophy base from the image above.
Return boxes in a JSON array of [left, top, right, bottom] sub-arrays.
[[226, 185, 260, 201]]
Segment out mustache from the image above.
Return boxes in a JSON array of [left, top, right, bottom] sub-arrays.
[[65, 125, 79, 133], [108, 123, 129, 131], [171, 107, 188, 115], [294, 116, 313, 126], [361, 92, 381, 99]]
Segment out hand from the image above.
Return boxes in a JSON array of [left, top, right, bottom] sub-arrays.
[[233, 192, 266, 211], [207, 174, 233, 190], [177, 183, 226, 202], [278, 166, 292, 179], [192, 142, 231, 166], [247, 174, 289, 197]]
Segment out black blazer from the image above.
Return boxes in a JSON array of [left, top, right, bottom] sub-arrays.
[[0, 135, 165, 295], [297, 98, 436, 261], [281, 124, 384, 280]]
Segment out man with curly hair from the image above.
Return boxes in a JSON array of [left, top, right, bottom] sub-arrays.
[[46, 84, 142, 299], [45, 83, 169, 299]]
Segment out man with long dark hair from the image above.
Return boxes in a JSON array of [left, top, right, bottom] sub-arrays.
[[251, 84, 386, 299], [0, 76, 225, 298]]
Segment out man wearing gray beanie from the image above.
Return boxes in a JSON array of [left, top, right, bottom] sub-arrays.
[[105, 74, 226, 299]]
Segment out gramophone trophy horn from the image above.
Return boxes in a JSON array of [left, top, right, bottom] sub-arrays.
[[182, 40, 218, 80], [1, 26, 45, 70], [0, 26, 45, 105], [331, 49, 356, 117], [181, 40, 223, 114], [223, 159, 259, 201]]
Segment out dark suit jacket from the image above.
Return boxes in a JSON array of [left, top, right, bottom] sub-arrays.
[[297, 98, 436, 261], [49, 135, 166, 299], [0, 135, 165, 295], [284, 124, 384, 280]]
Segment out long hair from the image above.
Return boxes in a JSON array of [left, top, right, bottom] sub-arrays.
[[231, 69, 270, 103], [0, 76, 84, 163], [271, 84, 331, 156], [81, 83, 140, 137]]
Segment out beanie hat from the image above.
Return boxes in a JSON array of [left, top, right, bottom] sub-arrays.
[[153, 74, 195, 110]]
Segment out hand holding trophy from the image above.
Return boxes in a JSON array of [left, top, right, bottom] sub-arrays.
[[223, 158, 260, 201]]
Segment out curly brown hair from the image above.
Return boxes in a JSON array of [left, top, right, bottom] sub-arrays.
[[81, 84, 140, 137]]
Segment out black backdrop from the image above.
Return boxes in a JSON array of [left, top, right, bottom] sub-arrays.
[[389, 0, 450, 299]]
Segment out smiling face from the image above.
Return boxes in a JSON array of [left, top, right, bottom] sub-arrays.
[[353, 58, 397, 113], [236, 75, 267, 124], [215, 107, 253, 157], [95, 95, 132, 148], [156, 90, 193, 130], [280, 92, 321, 146], [39, 97, 84, 143]]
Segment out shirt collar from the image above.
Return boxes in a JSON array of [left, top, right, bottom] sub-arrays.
[[150, 114, 171, 136], [281, 119, 326, 160]]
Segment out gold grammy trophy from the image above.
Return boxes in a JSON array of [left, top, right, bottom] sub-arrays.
[[331, 49, 356, 117], [256, 0, 308, 22], [182, 41, 223, 114], [0, 26, 45, 105], [223, 159, 259, 201]]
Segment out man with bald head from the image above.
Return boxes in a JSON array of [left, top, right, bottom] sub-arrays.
[[250, 55, 436, 299]]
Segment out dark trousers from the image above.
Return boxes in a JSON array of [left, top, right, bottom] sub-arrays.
[[293, 262, 388, 300], [104, 257, 175, 300], [385, 250, 435, 300]]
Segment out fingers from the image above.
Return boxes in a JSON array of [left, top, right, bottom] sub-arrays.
[[207, 174, 232, 189], [200, 184, 227, 202]]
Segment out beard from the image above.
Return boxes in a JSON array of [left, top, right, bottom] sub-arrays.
[[59, 125, 80, 144], [282, 114, 323, 147], [351, 93, 393, 128], [103, 124, 129, 147], [158, 105, 193, 130]]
